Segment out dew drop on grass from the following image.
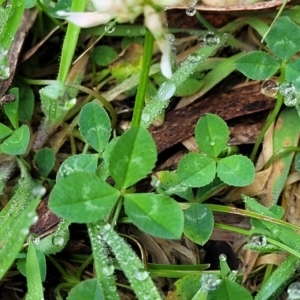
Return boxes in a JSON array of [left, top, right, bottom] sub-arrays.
[[103, 223, 111, 231], [210, 141, 215, 146], [249, 233, 267, 246], [186, 6, 196, 16], [105, 21, 116, 33], [287, 282, 300, 300], [284, 94, 298, 107], [141, 113, 150, 123], [219, 254, 227, 262], [167, 34, 175, 44], [0, 50, 10, 79], [279, 82, 296, 97], [28, 233, 40, 245], [135, 270, 149, 281], [200, 274, 221, 291], [261, 77, 279, 98], [52, 235, 64, 247], [103, 265, 114, 276], [157, 82, 176, 101]]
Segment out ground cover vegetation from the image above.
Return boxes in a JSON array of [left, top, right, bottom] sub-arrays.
[[1, 0, 300, 299]]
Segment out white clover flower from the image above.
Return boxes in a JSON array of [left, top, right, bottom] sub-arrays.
[[57, 0, 188, 78]]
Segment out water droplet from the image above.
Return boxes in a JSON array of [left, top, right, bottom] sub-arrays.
[[125, 29, 132, 35], [157, 82, 176, 101], [28, 233, 40, 245], [186, 6, 196, 16], [261, 77, 279, 98], [219, 254, 227, 261], [103, 265, 114, 276], [171, 45, 177, 55], [105, 21, 116, 33], [139, 28, 146, 35], [284, 93, 298, 107], [141, 113, 150, 123], [52, 235, 64, 247], [135, 270, 149, 281], [103, 223, 111, 231], [249, 234, 267, 246], [288, 282, 300, 300], [200, 274, 221, 291], [200, 32, 220, 47], [210, 141, 215, 146], [167, 34, 175, 44], [279, 82, 296, 97]]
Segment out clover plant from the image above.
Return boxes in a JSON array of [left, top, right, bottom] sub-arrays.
[[235, 16, 300, 160]]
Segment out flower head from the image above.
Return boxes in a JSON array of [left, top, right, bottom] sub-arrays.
[[57, 0, 188, 78]]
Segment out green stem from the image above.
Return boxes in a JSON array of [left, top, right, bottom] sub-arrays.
[[57, 0, 87, 83], [250, 63, 286, 161], [131, 29, 154, 127], [65, 82, 117, 128]]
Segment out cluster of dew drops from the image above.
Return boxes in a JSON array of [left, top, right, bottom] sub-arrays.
[[261, 78, 300, 107]]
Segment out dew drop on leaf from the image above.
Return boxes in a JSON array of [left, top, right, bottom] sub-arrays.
[[103, 265, 114, 276], [186, 6, 196, 16], [261, 77, 279, 98], [167, 34, 175, 44], [200, 274, 221, 291], [135, 270, 149, 281], [279, 82, 296, 97], [284, 94, 298, 107], [288, 282, 300, 300], [103, 223, 111, 231], [105, 21, 116, 33], [52, 235, 64, 247], [219, 254, 227, 262], [249, 234, 267, 246], [206, 32, 220, 46]]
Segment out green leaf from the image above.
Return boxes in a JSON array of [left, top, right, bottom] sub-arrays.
[[3, 87, 19, 129], [0, 124, 30, 155], [87, 223, 118, 300], [79, 101, 111, 152], [286, 59, 300, 90], [254, 255, 298, 300], [175, 78, 204, 97], [177, 153, 216, 187], [172, 275, 202, 300], [0, 197, 39, 280], [0, 123, 13, 139], [184, 204, 214, 245], [26, 240, 44, 300], [57, 154, 99, 182], [109, 126, 157, 189], [265, 16, 300, 62], [97, 223, 162, 299], [196, 177, 224, 203], [35, 219, 70, 255], [152, 171, 194, 202], [235, 51, 280, 80], [91, 46, 117, 67], [208, 278, 252, 300], [34, 147, 55, 177], [67, 279, 104, 300], [217, 155, 255, 187], [124, 193, 184, 239], [18, 81, 34, 122], [49, 172, 120, 223], [195, 114, 229, 157]]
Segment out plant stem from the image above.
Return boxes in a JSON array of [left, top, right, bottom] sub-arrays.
[[131, 29, 154, 127], [250, 63, 286, 161]]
